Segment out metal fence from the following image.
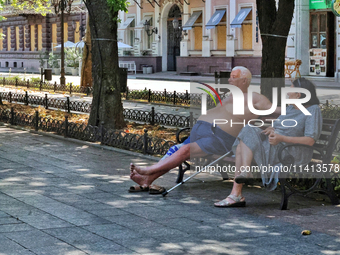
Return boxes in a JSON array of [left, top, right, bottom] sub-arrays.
[[0, 91, 196, 128], [0, 107, 175, 156], [2, 77, 92, 95]]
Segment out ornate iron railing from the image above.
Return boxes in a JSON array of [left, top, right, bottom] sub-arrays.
[[0, 107, 175, 156], [0, 91, 197, 127]]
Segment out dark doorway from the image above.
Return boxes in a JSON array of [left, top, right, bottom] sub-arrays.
[[167, 5, 181, 71]]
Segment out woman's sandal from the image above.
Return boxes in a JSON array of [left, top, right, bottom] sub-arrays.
[[214, 194, 246, 207]]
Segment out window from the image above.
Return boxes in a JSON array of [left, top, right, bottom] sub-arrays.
[[7, 27, 11, 51], [52, 23, 57, 49], [30, 25, 35, 51], [127, 18, 135, 48], [74, 21, 80, 43], [0, 28, 3, 51], [143, 16, 154, 50], [310, 13, 327, 49], [242, 9, 252, 50], [64, 22, 68, 42], [38, 24, 42, 50], [15, 26, 19, 50], [216, 11, 226, 50]]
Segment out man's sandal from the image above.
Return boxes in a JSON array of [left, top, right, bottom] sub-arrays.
[[128, 185, 149, 192], [214, 194, 246, 207]]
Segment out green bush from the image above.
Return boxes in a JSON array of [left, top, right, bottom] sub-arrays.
[[321, 105, 340, 119], [30, 77, 42, 84]]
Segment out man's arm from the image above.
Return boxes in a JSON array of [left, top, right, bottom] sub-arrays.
[[254, 93, 281, 115]]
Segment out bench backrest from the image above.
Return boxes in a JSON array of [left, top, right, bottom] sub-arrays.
[[119, 61, 136, 71], [312, 118, 340, 163]]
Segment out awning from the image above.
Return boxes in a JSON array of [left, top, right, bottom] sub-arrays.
[[119, 17, 134, 30], [183, 11, 202, 31], [138, 16, 151, 27], [230, 8, 252, 28], [206, 9, 226, 29]]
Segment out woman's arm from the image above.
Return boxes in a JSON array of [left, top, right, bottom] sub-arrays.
[[269, 133, 315, 146]]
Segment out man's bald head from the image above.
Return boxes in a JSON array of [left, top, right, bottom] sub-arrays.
[[232, 66, 252, 87]]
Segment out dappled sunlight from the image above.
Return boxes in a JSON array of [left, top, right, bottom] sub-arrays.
[[75, 168, 90, 172], [68, 185, 95, 191], [28, 182, 47, 187]]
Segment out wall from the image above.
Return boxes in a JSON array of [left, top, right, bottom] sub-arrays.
[[119, 56, 162, 72]]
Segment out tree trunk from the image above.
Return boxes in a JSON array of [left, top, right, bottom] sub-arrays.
[[84, 0, 126, 129], [256, 0, 295, 103], [80, 16, 92, 88]]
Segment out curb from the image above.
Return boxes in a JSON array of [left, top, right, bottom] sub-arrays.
[[0, 122, 161, 163]]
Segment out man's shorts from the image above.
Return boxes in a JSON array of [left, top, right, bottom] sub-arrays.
[[191, 120, 236, 155]]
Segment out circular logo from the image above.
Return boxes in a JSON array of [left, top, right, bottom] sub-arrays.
[[332, 0, 340, 17]]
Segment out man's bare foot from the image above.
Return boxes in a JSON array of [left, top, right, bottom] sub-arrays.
[[130, 170, 154, 188]]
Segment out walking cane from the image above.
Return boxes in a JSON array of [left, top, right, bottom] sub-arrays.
[[162, 151, 233, 197]]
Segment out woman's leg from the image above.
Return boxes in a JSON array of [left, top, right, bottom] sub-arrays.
[[215, 140, 253, 206], [130, 142, 207, 187]]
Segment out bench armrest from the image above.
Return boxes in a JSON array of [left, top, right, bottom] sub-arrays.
[[277, 143, 324, 166], [176, 127, 191, 143]]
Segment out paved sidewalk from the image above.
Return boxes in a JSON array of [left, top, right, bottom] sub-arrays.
[[0, 125, 340, 254]]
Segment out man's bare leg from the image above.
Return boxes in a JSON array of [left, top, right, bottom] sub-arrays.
[[130, 142, 206, 187], [215, 141, 253, 205]]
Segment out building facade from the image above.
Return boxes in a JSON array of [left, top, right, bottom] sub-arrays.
[[118, 0, 262, 74], [0, 1, 86, 72]]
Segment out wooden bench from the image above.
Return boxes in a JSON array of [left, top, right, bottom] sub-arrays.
[[119, 61, 136, 74], [285, 59, 302, 78], [175, 118, 340, 210]]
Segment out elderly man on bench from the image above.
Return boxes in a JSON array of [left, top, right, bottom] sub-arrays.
[[129, 66, 275, 201]]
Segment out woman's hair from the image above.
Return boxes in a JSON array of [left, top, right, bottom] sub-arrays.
[[292, 78, 320, 106]]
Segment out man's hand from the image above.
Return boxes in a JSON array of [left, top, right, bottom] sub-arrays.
[[269, 133, 284, 145], [262, 127, 275, 136]]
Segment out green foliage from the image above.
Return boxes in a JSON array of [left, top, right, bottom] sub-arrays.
[[30, 77, 41, 84], [106, 0, 129, 21], [65, 48, 82, 68], [38, 51, 48, 68], [321, 105, 340, 119], [48, 52, 60, 68], [10, 0, 51, 15]]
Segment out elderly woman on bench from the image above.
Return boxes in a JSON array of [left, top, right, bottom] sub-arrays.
[[214, 78, 322, 207]]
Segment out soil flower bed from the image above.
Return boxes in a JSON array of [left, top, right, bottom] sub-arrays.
[[0, 102, 179, 141]]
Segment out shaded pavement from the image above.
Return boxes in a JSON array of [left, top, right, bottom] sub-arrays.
[[0, 124, 340, 254]]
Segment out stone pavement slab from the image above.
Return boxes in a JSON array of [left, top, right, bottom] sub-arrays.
[[0, 125, 340, 254]]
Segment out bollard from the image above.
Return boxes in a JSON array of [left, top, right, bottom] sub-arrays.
[[25, 91, 28, 106], [27, 79, 29, 89], [34, 111, 39, 131], [100, 121, 105, 144], [15, 78, 18, 87], [173, 91, 176, 105], [148, 89, 151, 103], [66, 97, 70, 113], [3, 77, 5, 86], [45, 94, 48, 109], [86, 87, 90, 96], [186, 90, 189, 102], [39, 81, 42, 91], [126, 86, 129, 100], [150, 107, 155, 125], [143, 129, 148, 154], [326, 100, 329, 107], [69, 82, 72, 95], [164, 89, 167, 102], [64, 115, 68, 138], [54, 81, 57, 92], [214, 71, 219, 84], [189, 112, 193, 127], [0, 93, 2, 105], [10, 107, 14, 125], [9, 92, 12, 103]]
